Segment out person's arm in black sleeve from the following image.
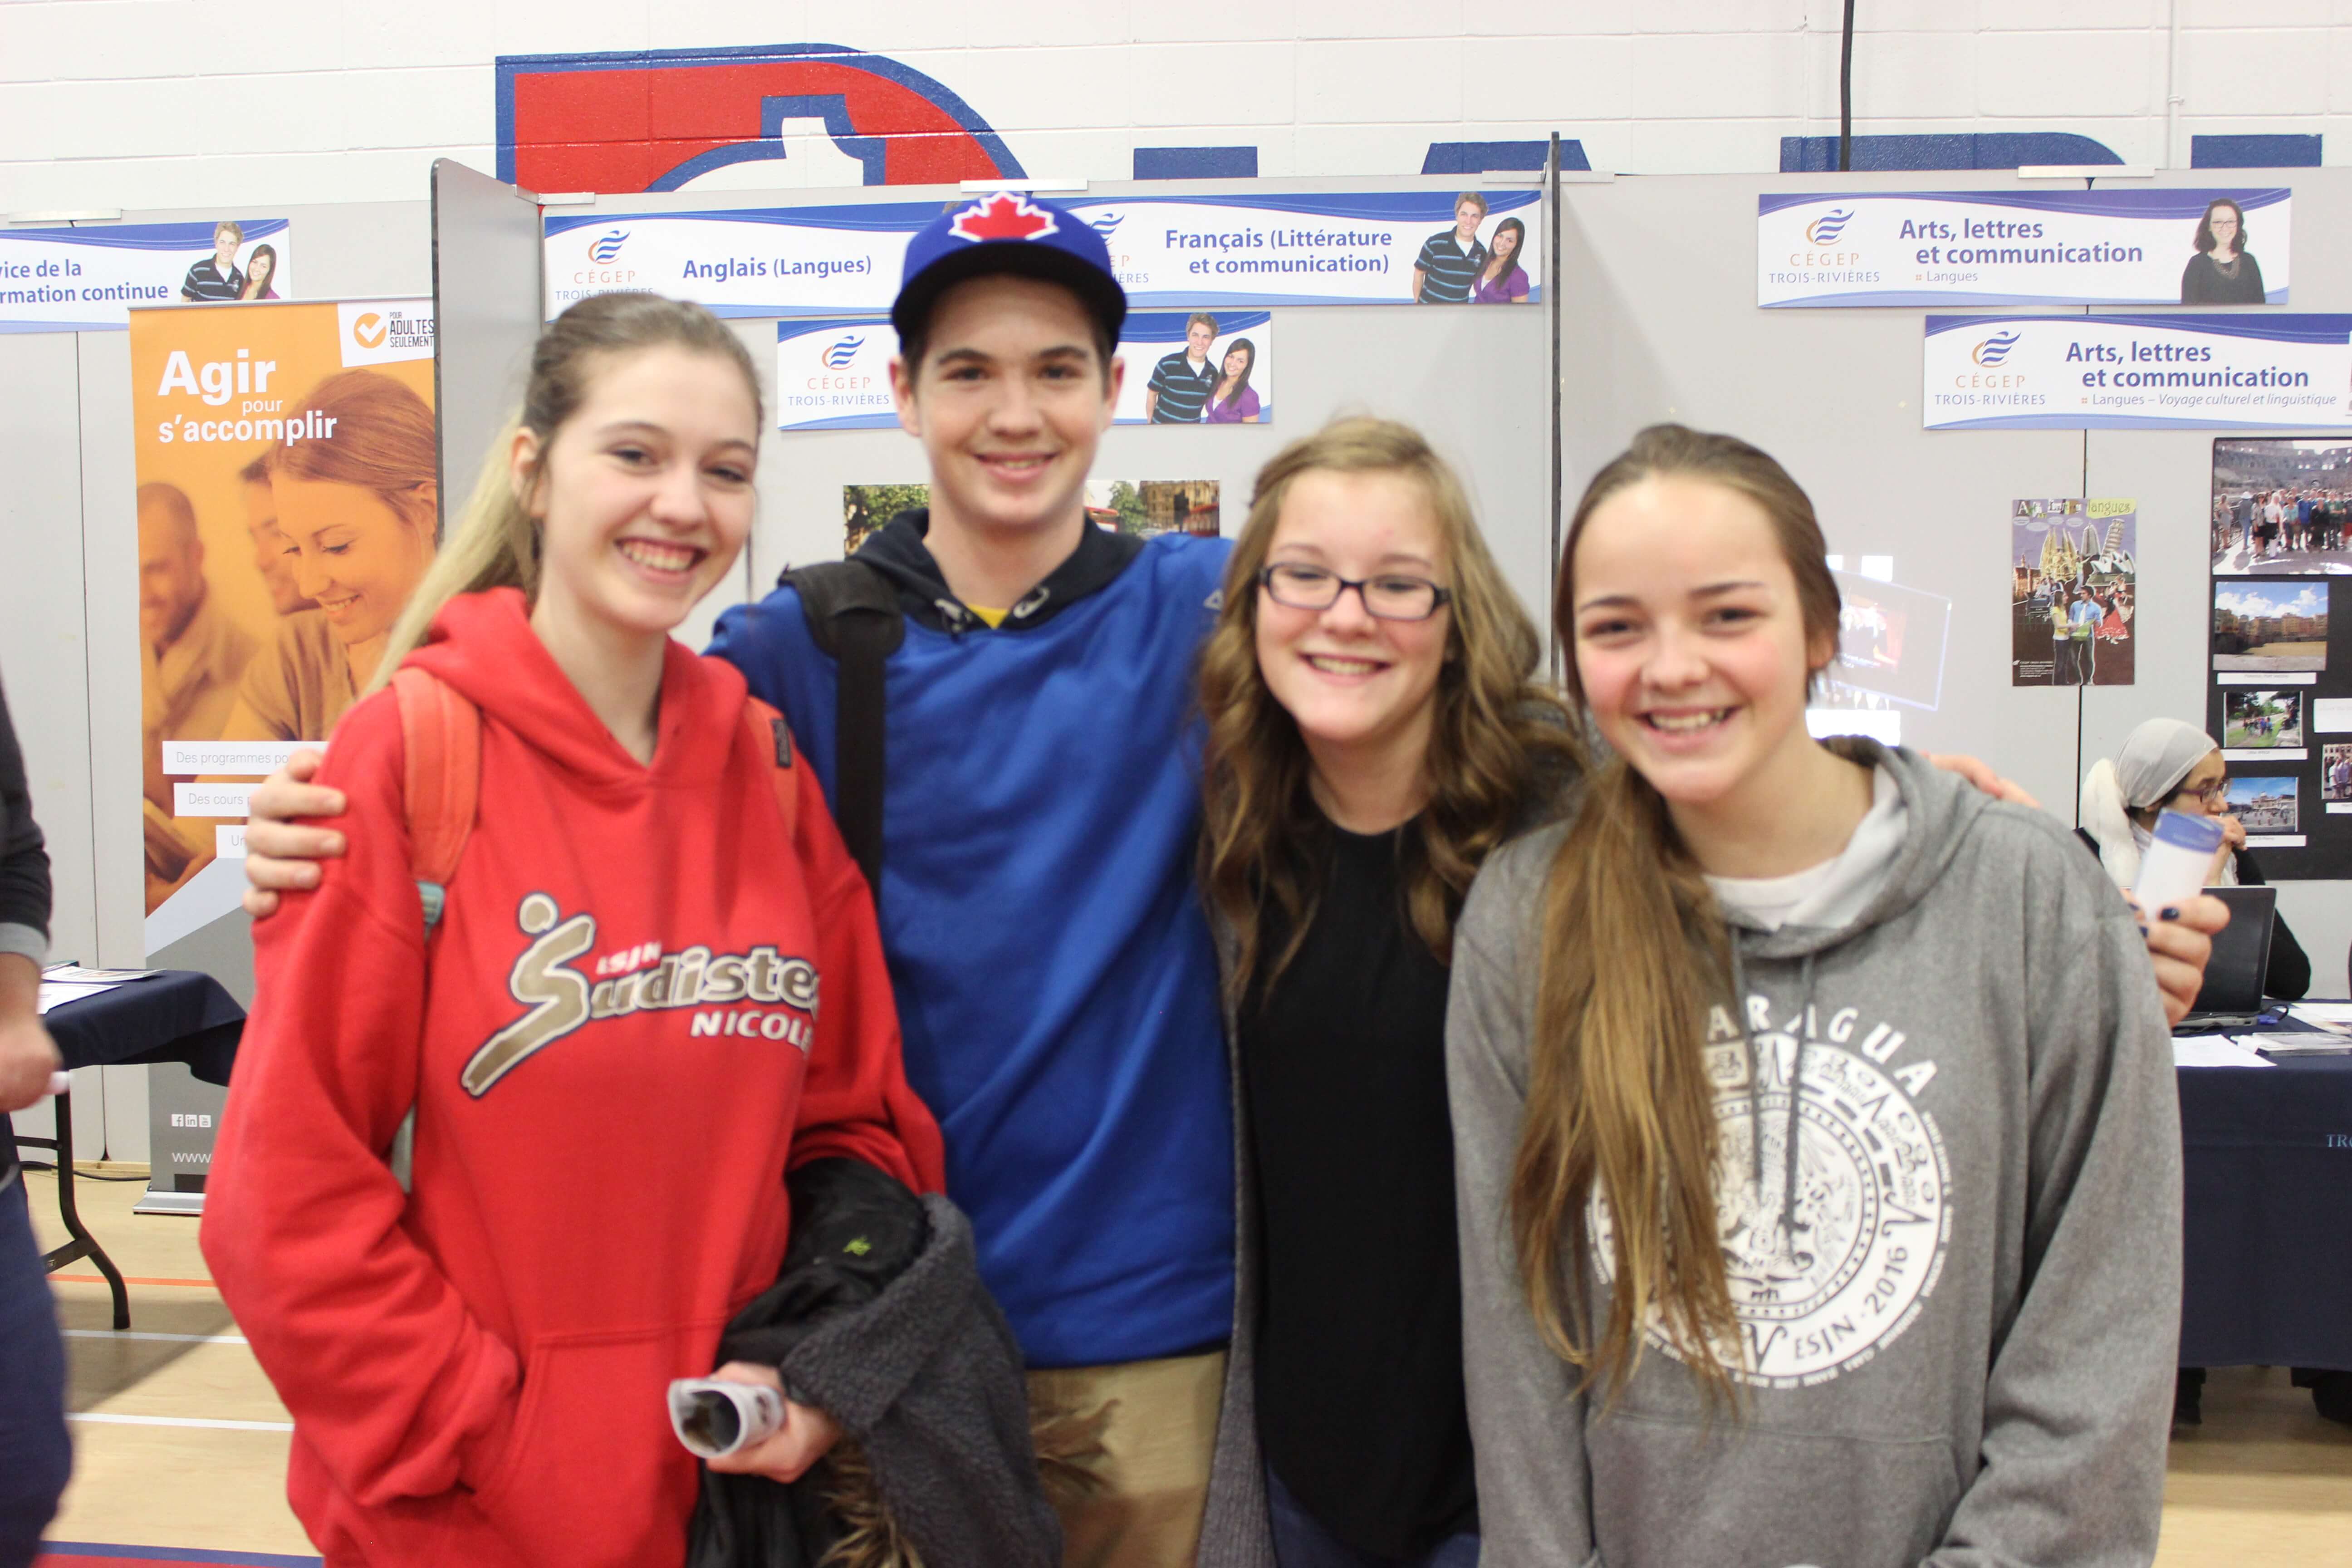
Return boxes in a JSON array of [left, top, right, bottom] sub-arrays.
[[0, 673, 60, 1118], [2231, 848, 2311, 1000], [0, 677, 49, 965]]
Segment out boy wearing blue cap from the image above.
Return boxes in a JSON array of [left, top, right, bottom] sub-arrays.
[[718, 194, 1250, 1567], [241, 192, 1261, 1568]]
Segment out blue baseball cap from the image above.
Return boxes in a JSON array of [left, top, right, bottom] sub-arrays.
[[891, 191, 1127, 351]]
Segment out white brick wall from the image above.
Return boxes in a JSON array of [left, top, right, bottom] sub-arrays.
[[8, 1, 2352, 211]]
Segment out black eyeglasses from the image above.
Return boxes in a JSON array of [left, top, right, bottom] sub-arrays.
[[1258, 564, 1452, 622]]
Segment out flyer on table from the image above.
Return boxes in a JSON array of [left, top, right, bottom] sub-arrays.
[[1923, 314, 2352, 431], [777, 309, 1278, 431], [1, 218, 293, 332], [554, 189, 1541, 318], [1761, 189, 2288, 308], [129, 297, 436, 956]]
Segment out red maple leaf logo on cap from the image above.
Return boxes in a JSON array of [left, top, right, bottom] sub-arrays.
[[949, 191, 1059, 245]]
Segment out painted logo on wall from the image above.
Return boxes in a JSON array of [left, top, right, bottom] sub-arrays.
[[497, 43, 1025, 195]]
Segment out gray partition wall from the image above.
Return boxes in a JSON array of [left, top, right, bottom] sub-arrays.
[[432, 160, 546, 525], [1555, 166, 2352, 994]]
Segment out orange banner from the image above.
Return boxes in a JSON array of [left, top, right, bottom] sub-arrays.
[[128, 299, 437, 943]]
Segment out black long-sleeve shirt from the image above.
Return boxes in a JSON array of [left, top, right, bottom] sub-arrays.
[[2, 670, 52, 1183], [0, 673, 50, 965]]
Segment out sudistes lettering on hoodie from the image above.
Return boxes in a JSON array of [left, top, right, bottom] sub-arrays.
[[1595, 998, 1950, 1388], [462, 894, 819, 1096]]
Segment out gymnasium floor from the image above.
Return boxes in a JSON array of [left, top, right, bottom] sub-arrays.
[[24, 1164, 2352, 1566]]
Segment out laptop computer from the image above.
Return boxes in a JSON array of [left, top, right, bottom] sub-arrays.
[[2176, 885, 2276, 1031]]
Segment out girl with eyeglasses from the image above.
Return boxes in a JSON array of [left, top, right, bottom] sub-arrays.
[[1196, 417, 1579, 1566]]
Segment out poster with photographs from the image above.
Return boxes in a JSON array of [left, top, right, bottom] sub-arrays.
[[2211, 438, 2352, 575], [1115, 312, 1274, 426], [842, 479, 1222, 557], [2009, 497, 2136, 686], [2209, 577, 2347, 863]]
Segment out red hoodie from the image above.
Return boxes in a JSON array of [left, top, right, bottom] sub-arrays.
[[202, 589, 945, 1568]]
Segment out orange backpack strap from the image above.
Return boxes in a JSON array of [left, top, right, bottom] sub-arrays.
[[744, 696, 799, 844], [387, 667, 479, 1195], [392, 667, 481, 932]]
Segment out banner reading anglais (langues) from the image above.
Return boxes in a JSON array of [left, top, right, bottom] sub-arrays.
[[1763, 190, 2288, 308], [1924, 314, 2352, 431], [552, 190, 1542, 318], [2, 219, 294, 332]]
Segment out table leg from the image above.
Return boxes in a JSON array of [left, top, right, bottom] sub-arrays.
[[31, 1089, 131, 1331]]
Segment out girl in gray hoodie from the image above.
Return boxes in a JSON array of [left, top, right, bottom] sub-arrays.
[[1447, 425, 2179, 1568]]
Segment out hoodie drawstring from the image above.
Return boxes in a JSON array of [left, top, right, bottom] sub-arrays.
[[1731, 942, 1819, 1258]]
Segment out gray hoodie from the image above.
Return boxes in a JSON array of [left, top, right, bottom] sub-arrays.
[[1446, 743, 2179, 1568]]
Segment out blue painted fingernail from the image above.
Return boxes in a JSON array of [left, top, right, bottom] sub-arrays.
[[2160, 906, 2181, 921]]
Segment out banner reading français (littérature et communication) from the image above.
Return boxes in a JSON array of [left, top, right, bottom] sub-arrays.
[[556, 190, 1542, 318], [1924, 314, 2352, 431], [1, 219, 294, 332], [130, 298, 436, 956], [1762, 189, 2288, 309]]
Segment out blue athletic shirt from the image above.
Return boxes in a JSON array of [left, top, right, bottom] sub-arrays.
[[707, 520, 1236, 1368]]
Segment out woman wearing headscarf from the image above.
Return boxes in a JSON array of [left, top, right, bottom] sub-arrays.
[[2076, 715, 2309, 1004], [2079, 716, 2343, 1431]]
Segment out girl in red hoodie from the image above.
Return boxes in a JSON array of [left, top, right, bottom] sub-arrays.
[[201, 293, 945, 1568]]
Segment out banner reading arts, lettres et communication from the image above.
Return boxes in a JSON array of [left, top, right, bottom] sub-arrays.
[[130, 298, 436, 956], [556, 190, 1542, 318], [1924, 314, 2352, 431], [1762, 189, 2288, 309], [775, 309, 1280, 431], [1, 219, 294, 332]]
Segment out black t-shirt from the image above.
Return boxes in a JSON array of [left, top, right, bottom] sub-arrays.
[[1240, 818, 1477, 1556]]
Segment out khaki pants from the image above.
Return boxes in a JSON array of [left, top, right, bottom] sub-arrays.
[[1028, 1348, 1226, 1568]]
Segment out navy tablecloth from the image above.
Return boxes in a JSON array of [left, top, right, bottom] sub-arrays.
[[2177, 1053, 2352, 1370], [3, 970, 244, 1173]]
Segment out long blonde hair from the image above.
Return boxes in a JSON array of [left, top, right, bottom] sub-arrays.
[[1198, 416, 1577, 1008], [1515, 423, 1842, 1406], [370, 292, 763, 690]]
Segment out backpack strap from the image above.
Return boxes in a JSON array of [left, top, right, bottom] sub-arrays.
[[784, 561, 903, 897], [388, 666, 481, 1194], [744, 696, 799, 845], [392, 666, 481, 932]]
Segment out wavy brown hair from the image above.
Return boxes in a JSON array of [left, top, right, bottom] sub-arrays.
[[1514, 423, 1842, 1407], [1199, 416, 1578, 1009]]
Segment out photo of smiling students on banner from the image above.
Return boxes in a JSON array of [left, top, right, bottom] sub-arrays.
[[1118, 311, 1275, 426], [128, 298, 434, 938]]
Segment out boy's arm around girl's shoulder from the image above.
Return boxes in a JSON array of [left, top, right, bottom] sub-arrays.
[[198, 689, 524, 1511]]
